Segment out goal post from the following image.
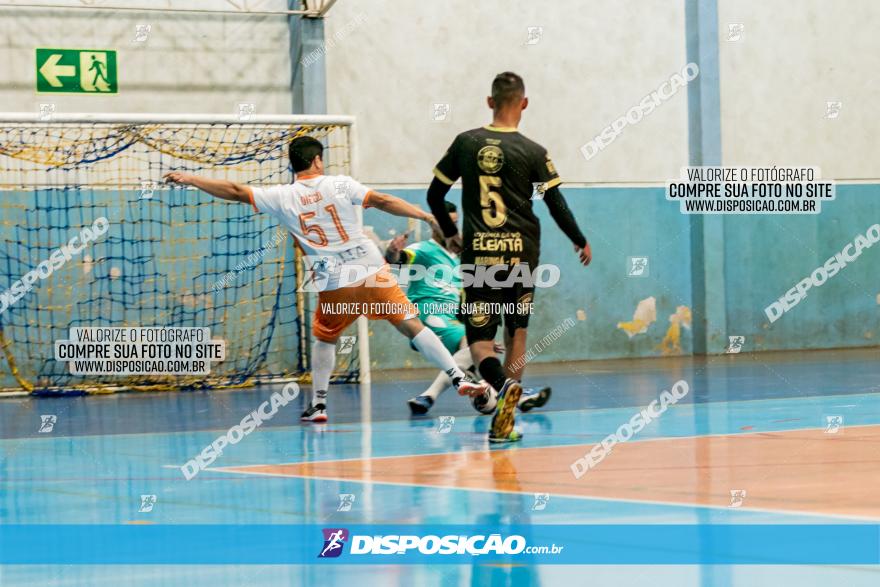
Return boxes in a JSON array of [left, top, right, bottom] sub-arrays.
[[0, 112, 368, 395]]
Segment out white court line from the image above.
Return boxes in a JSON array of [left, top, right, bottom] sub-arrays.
[[158, 417, 880, 472], [205, 461, 880, 524], [200, 423, 880, 523]]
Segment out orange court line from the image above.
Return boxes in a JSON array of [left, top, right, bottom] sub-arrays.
[[222, 425, 880, 519]]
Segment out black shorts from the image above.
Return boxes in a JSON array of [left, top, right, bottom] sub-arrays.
[[459, 265, 535, 343]]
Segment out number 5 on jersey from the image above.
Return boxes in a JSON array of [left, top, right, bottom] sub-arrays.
[[479, 175, 507, 228]]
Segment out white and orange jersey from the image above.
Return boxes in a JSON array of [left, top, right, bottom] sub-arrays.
[[249, 173, 386, 290]]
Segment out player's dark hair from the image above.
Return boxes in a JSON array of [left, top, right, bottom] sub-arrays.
[[288, 136, 324, 172], [491, 71, 525, 109], [445, 201, 457, 213]]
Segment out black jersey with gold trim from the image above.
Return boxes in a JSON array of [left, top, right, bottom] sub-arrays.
[[432, 125, 560, 265]]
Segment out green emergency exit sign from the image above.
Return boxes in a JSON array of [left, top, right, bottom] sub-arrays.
[[36, 48, 117, 94]]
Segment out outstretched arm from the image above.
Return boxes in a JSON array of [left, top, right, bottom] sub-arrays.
[[163, 172, 253, 205], [367, 191, 439, 232], [543, 186, 591, 266]]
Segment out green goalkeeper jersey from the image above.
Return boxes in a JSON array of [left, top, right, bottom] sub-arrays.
[[402, 238, 460, 310]]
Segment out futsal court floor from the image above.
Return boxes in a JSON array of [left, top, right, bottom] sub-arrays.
[[1, 348, 878, 586]]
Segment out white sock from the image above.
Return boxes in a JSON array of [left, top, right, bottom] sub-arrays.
[[421, 346, 473, 401], [311, 339, 336, 407], [410, 328, 465, 384]]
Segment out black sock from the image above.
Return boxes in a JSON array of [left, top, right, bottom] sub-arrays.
[[478, 357, 508, 392]]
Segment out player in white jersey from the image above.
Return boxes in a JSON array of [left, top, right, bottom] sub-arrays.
[[164, 136, 488, 422]]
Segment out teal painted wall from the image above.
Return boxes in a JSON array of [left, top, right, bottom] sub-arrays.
[[362, 186, 693, 370], [724, 183, 880, 351], [4, 184, 874, 386], [360, 184, 879, 370]]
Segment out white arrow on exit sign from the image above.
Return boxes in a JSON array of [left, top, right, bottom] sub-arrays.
[[39, 54, 76, 87]]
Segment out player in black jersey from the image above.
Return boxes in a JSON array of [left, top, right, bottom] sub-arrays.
[[428, 71, 592, 443]]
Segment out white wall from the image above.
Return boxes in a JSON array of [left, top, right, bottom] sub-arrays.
[[719, 0, 880, 179], [0, 0, 293, 115], [324, 0, 689, 186], [0, 1, 722, 186], [6, 1, 878, 183]]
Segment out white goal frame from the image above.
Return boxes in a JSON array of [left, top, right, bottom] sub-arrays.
[[0, 111, 370, 391]]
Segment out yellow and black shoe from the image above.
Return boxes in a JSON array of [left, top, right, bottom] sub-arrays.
[[489, 379, 523, 443]]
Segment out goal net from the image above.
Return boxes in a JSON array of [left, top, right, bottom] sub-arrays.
[[0, 113, 359, 395]]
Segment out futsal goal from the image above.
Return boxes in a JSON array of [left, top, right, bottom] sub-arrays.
[[0, 112, 363, 396]]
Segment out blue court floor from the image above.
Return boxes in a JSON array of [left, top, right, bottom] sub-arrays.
[[1, 348, 879, 586]]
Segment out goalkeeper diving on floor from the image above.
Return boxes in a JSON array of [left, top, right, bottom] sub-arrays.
[[384, 200, 552, 417]]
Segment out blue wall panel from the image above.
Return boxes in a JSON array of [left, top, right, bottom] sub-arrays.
[[361, 186, 693, 370], [723, 183, 880, 351], [359, 184, 879, 370]]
